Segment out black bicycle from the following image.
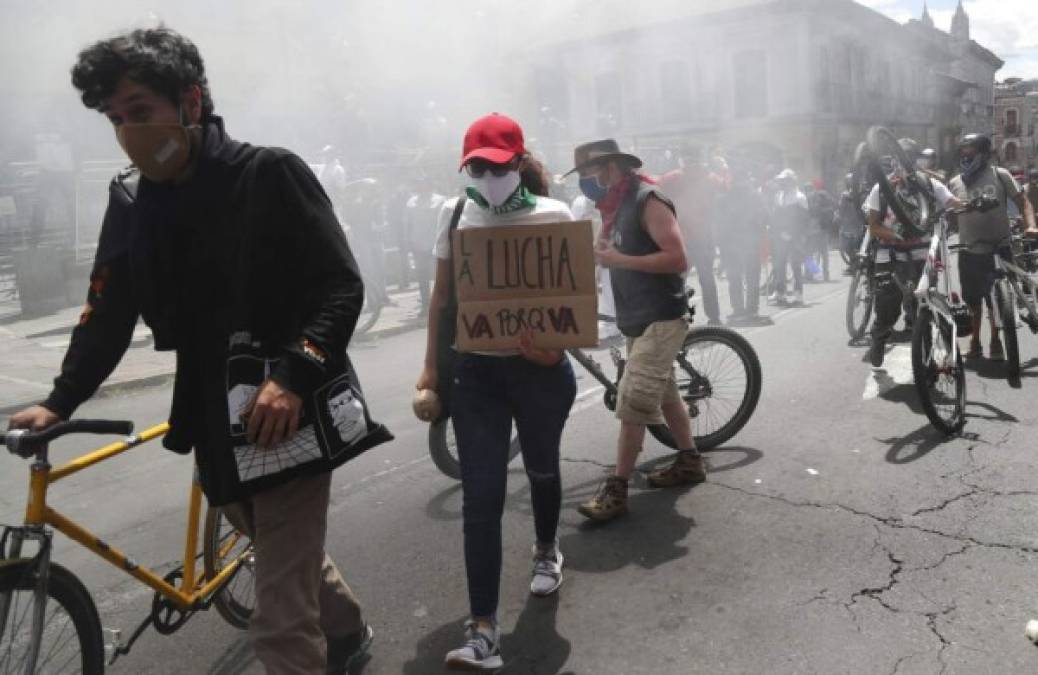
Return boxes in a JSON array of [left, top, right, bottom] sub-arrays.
[[428, 291, 763, 479]]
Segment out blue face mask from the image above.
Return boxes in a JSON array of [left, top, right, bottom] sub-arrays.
[[579, 175, 608, 203]]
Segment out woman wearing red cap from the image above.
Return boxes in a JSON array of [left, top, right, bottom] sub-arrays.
[[416, 113, 577, 670]]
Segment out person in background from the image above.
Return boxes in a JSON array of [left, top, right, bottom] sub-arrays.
[[404, 175, 445, 318], [571, 188, 620, 339], [416, 113, 577, 671], [716, 166, 767, 324], [768, 169, 808, 306], [806, 178, 836, 282], [1027, 168, 1038, 216], [386, 182, 412, 292], [836, 172, 867, 276], [659, 150, 723, 325]]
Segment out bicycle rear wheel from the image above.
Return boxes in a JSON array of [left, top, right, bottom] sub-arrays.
[[428, 417, 522, 480], [203, 508, 255, 630], [911, 308, 966, 434], [649, 327, 762, 450], [995, 281, 1020, 380], [0, 559, 104, 675], [845, 263, 874, 339]]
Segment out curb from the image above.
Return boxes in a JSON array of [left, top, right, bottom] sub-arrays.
[[0, 318, 425, 417]]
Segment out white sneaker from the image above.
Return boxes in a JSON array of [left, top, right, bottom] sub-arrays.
[[792, 290, 804, 305], [767, 291, 783, 305], [530, 543, 564, 596], [445, 621, 503, 671]]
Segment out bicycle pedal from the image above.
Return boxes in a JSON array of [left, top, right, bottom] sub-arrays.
[[103, 627, 124, 665]]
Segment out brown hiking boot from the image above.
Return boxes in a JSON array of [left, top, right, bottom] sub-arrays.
[[577, 476, 629, 522], [646, 450, 708, 488]]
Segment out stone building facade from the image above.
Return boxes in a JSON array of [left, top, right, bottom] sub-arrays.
[[993, 78, 1038, 173], [522, 0, 1002, 189]]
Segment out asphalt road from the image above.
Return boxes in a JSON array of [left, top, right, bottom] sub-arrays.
[[3, 269, 1038, 675]]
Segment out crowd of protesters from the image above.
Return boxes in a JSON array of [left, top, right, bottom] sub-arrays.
[[9, 22, 1038, 675]]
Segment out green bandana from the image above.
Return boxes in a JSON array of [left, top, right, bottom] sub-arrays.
[[465, 185, 537, 215]]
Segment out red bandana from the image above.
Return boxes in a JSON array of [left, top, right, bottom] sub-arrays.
[[597, 173, 657, 239]]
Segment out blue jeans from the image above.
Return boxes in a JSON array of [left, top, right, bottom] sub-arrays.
[[452, 353, 577, 619]]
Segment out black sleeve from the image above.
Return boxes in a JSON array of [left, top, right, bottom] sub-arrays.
[[265, 154, 365, 397], [42, 255, 139, 419]]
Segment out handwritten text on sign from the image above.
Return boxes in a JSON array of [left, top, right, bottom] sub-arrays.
[[452, 220, 598, 351]]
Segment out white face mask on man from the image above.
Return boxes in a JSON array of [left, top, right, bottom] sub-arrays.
[[471, 171, 521, 207]]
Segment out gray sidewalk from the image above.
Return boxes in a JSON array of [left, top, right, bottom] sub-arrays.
[[0, 288, 427, 414]]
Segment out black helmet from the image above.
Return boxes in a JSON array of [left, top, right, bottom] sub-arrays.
[[921, 148, 936, 160], [898, 138, 920, 159], [1030, 168, 1038, 180], [958, 133, 992, 155]]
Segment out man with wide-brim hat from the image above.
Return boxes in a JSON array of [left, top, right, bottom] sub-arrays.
[[568, 138, 707, 523], [565, 139, 643, 177]]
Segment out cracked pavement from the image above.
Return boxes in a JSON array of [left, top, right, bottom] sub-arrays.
[[2, 268, 1037, 673]]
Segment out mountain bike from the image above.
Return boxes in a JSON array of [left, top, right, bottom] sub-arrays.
[[428, 290, 763, 479], [0, 421, 255, 674], [987, 230, 1038, 382]]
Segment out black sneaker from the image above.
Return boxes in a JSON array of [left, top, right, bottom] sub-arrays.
[[870, 334, 887, 367], [327, 624, 374, 674]]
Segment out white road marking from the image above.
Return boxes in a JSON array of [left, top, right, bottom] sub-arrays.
[[862, 344, 915, 400]]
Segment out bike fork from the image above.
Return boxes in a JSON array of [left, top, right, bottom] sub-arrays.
[[25, 531, 52, 675]]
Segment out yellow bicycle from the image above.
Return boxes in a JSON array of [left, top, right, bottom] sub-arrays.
[[0, 420, 255, 674]]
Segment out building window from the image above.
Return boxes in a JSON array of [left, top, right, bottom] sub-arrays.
[[732, 50, 768, 119], [1004, 142, 1018, 163], [660, 60, 691, 125], [1005, 108, 1019, 136], [595, 72, 622, 134]]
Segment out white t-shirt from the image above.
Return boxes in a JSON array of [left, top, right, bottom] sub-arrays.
[[864, 178, 954, 262], [433, 195, 574, 260], [433, 194, 575, 356]]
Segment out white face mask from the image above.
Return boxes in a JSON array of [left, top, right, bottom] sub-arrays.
[[472, 171, 521, 208]]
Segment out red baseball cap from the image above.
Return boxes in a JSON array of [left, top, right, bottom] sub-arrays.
[[459, 113, 526, 170]]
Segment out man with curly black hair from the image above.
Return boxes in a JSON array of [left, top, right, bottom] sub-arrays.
[[7, 27, 387, 674]]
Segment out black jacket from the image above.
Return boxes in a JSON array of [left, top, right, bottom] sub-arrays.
[[43, 117, 391, 505]]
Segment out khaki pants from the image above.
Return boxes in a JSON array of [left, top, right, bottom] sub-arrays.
[[222, 472, 363, 675], [616, 319, 687, 426]]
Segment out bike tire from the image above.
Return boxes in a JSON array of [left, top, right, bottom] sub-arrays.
[[648, 326, 763, 450], [203, 508, 255, 631], [911, 308, 966, 435], [428, 417, 522, 481], [845, 264, 874, 339], [996, 282, 1021, 380], [865, 126, 930, 237], [0, 559, 104, 675]]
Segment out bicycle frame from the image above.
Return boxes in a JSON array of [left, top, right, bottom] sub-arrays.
[[991, 252, 1038, 329], [912, 215, 962, 362], [12, 422, 246, 612]]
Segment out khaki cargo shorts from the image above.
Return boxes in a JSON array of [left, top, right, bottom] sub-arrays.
[[616, 318, 687, 425]]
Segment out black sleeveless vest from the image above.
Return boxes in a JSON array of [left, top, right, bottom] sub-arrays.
[[609, 181, 687, 337]]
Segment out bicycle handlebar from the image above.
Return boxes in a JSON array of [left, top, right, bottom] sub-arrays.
[[2, 419, 135, 458]]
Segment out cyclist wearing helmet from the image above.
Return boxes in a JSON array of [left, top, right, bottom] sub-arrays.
[[865, 138, 960, 367], [948, 134, 1038, 360], [917, 147, 945, 181]]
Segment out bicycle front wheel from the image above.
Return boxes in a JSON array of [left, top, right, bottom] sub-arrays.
[[911, 308, 966, 434], [203, 508, 255, 630], [846, 263, 874, 339], [650, 327, 763, 450], [995, 281, 1020, 380], [0, 559, 104, 675]]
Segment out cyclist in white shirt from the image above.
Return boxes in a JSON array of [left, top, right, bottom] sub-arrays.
[[866, 139, 962, 367]]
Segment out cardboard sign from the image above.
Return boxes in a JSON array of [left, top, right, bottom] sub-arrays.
[[453, 220, 598, 351]]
